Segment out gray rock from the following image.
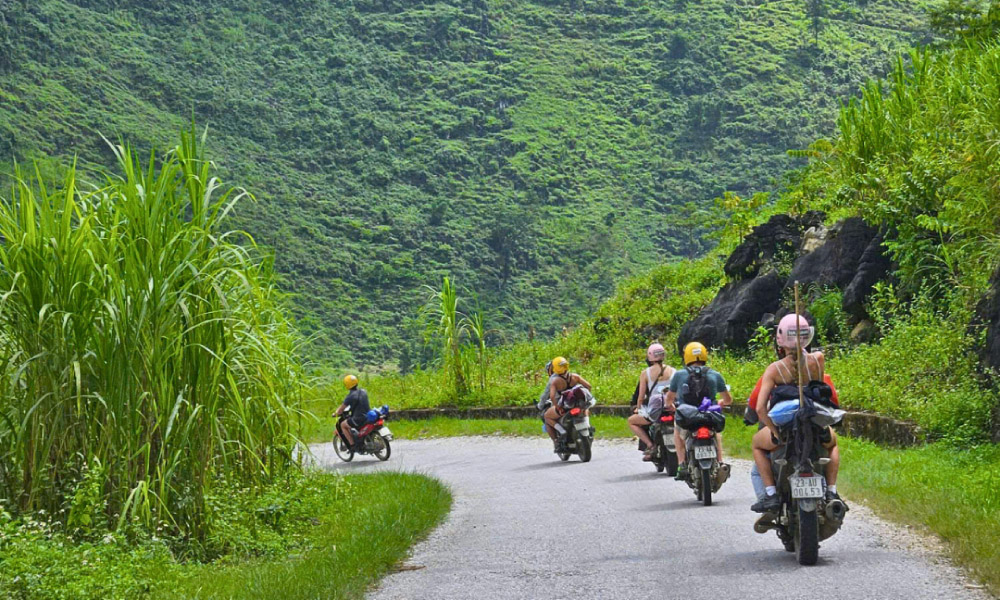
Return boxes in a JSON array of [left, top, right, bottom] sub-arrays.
[[677, 270, 783, 354], [850, 319, 877, 344], [724, 212, 824, 280]]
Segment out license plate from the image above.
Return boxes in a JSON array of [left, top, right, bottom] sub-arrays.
[[663, 435, 674, 448], [378, 426, 393, 439], [694, 445, 716, 460], [790, 476, 824, 499], [575, 421, 590, 431]]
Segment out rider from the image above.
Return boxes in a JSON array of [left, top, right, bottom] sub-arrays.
[[627, 343, 676, 461], [749, 313, 843, 514], [664, 342, 733, 480], [543, 356, 592, 452], [745, 338, 840, 502], [537, 361, 556, 412], [335, 374, 370, 449]]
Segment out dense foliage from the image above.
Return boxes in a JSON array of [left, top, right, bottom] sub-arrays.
[[0, 132, 303, 543], [0, 471, 451, 600], [0, 0, 943, 363]]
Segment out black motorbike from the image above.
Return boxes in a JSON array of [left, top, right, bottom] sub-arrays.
[[676, 402, 730, 506], [545, 388, 596, 463], [755, 398, 848, 565], [640, 410, 678, 475]]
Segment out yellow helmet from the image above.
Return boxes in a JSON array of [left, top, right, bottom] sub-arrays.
[[343, 374, 359, 389], [683, 342, 708, 366], [551, 356, 569, 375]]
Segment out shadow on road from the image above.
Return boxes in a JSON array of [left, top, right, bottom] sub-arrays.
[[512, 461, 580, 472], [605, 471, 665, 484]]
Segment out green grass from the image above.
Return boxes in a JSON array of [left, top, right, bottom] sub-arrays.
[[159, 472, 451, 600], [0, 471, 451, 600]]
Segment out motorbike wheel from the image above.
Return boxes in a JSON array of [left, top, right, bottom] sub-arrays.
[[577, 435, 592, 463], [796, 506, 820, 565], [664, 451, 678, 477], [333, 436, 355, 462], [701, 468, 713, 506], [372, 434, 391, 461], [654, 458, 665, 473]]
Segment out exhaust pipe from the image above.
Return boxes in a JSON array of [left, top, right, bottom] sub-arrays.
[[754, 513, 777, 534], [716, 462, 731, 486], [825, 498, 847, 522]]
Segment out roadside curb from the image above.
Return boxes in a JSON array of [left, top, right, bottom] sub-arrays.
[[390, 404, 922, 447]]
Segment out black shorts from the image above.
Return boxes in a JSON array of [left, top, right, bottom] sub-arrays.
[[347, 415, 367, 429]]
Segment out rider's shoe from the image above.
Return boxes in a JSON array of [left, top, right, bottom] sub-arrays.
[[751, 494, 782, 514], [674, 463, 688, 480], [826, 490, 849, 510]]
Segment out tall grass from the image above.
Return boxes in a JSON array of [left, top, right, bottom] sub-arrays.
[[0, 130, 303, 542]]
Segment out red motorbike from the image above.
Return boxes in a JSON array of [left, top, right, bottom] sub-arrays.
[[333, 405, 392, 462]]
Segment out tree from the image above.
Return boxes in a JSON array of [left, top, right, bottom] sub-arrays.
[[929, 0, 1000, 40], [806, 0, 828, 44]]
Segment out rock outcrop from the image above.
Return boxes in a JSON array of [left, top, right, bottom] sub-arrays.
[[679, 213, 823, 353], [677, 271, 784, 355], [679, 213, 892, 354], [724, 212, 824, 279]]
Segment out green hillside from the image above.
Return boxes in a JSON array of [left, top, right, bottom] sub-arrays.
[[0, 0, 941, 363]]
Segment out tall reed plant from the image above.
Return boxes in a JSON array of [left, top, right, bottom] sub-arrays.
[[0, 129, 303, 543]]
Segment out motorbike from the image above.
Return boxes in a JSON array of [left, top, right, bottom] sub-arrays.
[[676, 401, 730, 506], [755, 397, 848, 565], [639, 409, 678, 475], [333, 405, 393, 462], [550, 386, 596, 463]]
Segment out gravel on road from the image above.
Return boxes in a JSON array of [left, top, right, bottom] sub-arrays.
[[312, 437, 987, 600]]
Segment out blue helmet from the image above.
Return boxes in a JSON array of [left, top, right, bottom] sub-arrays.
[[365, 409, 379, 424]]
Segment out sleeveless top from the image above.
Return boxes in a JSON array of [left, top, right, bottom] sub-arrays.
[[643, 365, 673, 405], [774, 352, 822, 385]]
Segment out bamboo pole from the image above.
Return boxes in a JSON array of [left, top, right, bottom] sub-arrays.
[[794, 281, 806, 408]]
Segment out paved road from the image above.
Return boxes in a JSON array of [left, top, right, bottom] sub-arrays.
[[313, 437, 985, 600]]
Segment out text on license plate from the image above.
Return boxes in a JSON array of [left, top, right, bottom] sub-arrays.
[[378, 426, 392, 438], [790, 476, 824, 499], [693, 445, 716, 460]]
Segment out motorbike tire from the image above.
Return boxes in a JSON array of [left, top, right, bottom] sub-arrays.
[[654, 459, 665, 473], [665, 451, 678, 477], [333, 436, 355, 462], [796, 506, 820, 565], [701, 468, 713, 506], [577, 435, 592, 463], [372, 434, 391, 461]]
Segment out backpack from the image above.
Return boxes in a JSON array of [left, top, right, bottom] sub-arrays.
[[559, 384, 588, 409], [682, 366, 711, 407]]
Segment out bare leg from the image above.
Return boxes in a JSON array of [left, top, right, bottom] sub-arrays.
[[627, 414, 654, 448], [752, 428, 778, 486], [340, 420, 355, 446], [715, 433, 723, 462], [825, 430, 840, 486], [543, 406, 560, 442], [675, 427, 686, 463]]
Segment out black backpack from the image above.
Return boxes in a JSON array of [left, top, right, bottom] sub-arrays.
[[682, 366, 711, 406]]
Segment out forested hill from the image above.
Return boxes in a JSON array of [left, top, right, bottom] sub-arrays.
[[0, 0, 940, 365]]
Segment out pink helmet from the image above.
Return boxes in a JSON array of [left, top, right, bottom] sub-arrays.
[[647, 343, 666, 362], [776, 313, 815, 350]]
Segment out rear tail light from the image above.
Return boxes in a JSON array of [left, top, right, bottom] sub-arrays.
[[570, 407, 581, 416], [376, 420, 384, 426], [695, 427, 712, 440], [800, 472, 813, 478], [659, 415, 671, 422]]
